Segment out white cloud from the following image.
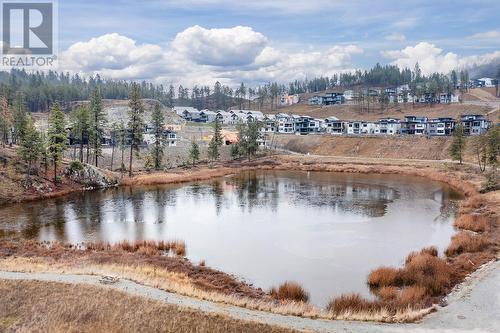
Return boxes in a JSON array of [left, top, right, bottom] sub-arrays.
[[384, 33, 406, 42], [382, 42, 500, 75], [171, 25, 268, 67], [59, 27, 364, 86], [466, 30, 500, 41], [60, 33, 164, 79]]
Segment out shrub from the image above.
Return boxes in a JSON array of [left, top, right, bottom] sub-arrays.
[[367, 267, 400, 288], [445, 232, 490, 256], [327, 293, 380, 314], [403, 253, 455, 296], [69, 160, 84, 172], [397, 286, 428, 307], [376, 286, 398, 301], [269, 281, 309, 303], [454, 215, 490, 233], [405, 246, 438, 264]]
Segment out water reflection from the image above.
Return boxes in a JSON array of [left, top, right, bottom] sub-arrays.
[[0, 170, 462, 306]]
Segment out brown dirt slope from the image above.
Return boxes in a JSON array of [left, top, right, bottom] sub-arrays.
[[0, 279, 296, 333]]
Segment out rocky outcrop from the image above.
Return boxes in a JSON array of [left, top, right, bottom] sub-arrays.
[[66, 163, 118, 189]]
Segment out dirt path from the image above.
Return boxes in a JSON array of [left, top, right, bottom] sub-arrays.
[[1, 260, 498, 333]]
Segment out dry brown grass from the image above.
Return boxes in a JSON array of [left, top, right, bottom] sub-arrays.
[[367, 267, 400, 288], [0, 279, 298, 333], [445, 232, 491, 256], [84, 240, 187, 257], [454, 215, 490, 232], [269, 281, 310, 303]]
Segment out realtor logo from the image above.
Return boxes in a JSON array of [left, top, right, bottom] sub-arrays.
[[2, 1, 53, 54], [1, 1, 57, 67]]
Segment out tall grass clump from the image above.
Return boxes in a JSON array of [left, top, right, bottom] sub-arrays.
[[445, 232, 490, 256], [269, 281, 309, 303], [84, 240, 187, 257], [454, 215, 490, 233]]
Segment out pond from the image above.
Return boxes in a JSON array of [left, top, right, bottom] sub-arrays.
[[0, 170, 463, 306]]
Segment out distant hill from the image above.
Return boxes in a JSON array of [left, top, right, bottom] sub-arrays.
[[468, 57, 500, 79]]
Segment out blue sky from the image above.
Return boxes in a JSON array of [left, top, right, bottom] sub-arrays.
[[54, 0, 500, 86]]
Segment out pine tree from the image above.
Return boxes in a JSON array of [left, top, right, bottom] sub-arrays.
[[18, 116, 42, 183], [449, 122, 465, 164], [109, 122, 118, 170], [0, 96, 12, 145], [487, 126, 499, 166], [47, 102, 66, 183], [127, 83, 145, 177], [12, 92, 28, 144], [189, 139, 200, 165], [237, 121, 261, 160], [118, 120, 127, 172], [69, 105, 90, 163], [208, 118, 223, 161], [151, 102, 165, 170], [89, 88, 106, 167]]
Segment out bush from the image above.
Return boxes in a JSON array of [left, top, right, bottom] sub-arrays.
[[367, 267, 400, 288], [269, 281, 309, 303], [69, 160, 84, 172]]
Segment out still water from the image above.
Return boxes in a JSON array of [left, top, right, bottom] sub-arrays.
[[0, 170, 463, 306]]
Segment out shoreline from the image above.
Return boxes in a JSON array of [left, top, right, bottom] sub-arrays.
[[0, 154, 498, 323]]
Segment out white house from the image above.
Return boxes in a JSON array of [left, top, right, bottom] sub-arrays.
[[173, 106, 199, 117], [276, 113, 295, 133], [323, 116, 345, 135], [199, 110, 218, 123], [346, 121, 377, 135], [374, 118, 400, 135], [478, 77, 498, 88], [261, 115, 277, 133]]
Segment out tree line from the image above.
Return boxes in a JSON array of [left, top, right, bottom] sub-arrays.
[[3, 63, 498, 115]]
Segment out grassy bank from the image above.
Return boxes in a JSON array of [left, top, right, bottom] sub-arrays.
[[0, 279, 298, 333]]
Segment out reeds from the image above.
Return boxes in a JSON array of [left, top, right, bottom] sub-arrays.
[[85, 240, 187, 257]]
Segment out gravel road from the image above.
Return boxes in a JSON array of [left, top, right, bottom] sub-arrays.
[[0, 260, 498, 333]]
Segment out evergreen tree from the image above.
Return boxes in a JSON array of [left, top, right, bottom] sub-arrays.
[[47, 102, 66, 183], [12, 92, 27, 144], [487, 126, 499, 166], [449, 122, 465, 164], [89, 88, 106, 167], [69, 105, 90, 163], [18, 116, 42, 182], [208, 118, 223, 161], [109, 122, 118, 170], [188, 139, 200, 165], [127, 83, 145, 176], [237, 121, 261, 160], [230, 143, 240, 160], [151, 102, 165, 170], [117, 120, 127, 172], [0, 96, 12, 145]]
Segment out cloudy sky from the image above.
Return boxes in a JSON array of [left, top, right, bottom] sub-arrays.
[[54, 0, 500, 86]]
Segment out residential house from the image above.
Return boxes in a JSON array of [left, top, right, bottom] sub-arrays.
[[261, 115, 277, 133], [346, 121, 376, 135], [280, 93, 299, 106], [308, 92, 345, 105], [216, 110, 239, 124], [401, 116, 428, 135], [427, 118, 455, 136], [276, 113, 295, 133], [199, 110, 218, 123], [478, 78, 499, 88], [308, 95, 324, 105], [461, 114, 490, 136], [173, 106, 198, 117], [439, 93, 459, 104], [374, 118, 401, 135], [294, 116, 322, 135], [323, 116, 345, 135]]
